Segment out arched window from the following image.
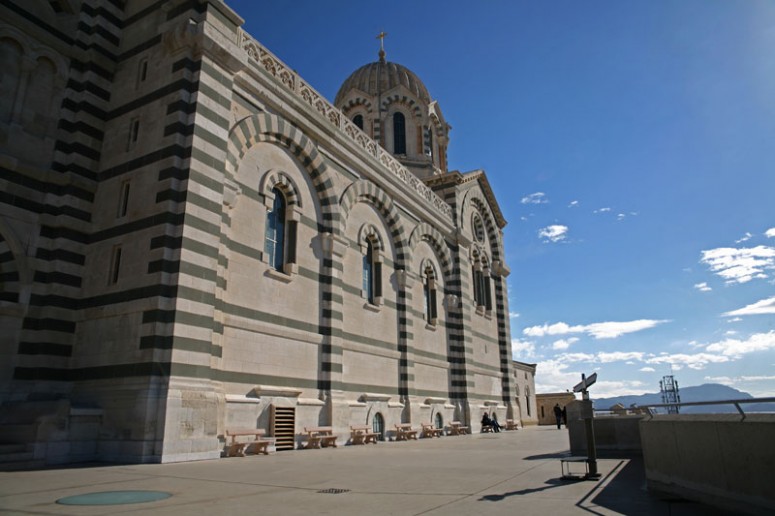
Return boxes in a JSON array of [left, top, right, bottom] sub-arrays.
[[472, 257, 492, 313], [265, 188, 286, 270], [525, 386, 531, 417], [372, 412, 385, 441], [393, 112, 406, 154], [353, 114, 363, 130], [434, 412, 443, 431], [423, 264, 437, 325]]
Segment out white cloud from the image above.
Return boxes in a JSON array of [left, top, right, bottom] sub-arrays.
[[639, 367, 656, 372], [723, 295, 775, 316], [551, 337, 579, 350], [735, 232, 753, 244], [591, 380, 651, 398], [705, 331, 775, 357], [524, 319, 669, 339], [700, 245, 775, 284], [765, 228, 775, 238], [538, 224, 568, 243], [594, 207, 611, 214], [511, 338, 537, 360], [727, 317, 743, 323], [534, 359, 581, 393], [617, 213, 626, 221], [646, 352, 731, 370], [597, 351, 645, 363], [509, 311, 521, 319], [568, 200, 579, 208], [521, 192, 548, 204], [694, 282, 712, 292]]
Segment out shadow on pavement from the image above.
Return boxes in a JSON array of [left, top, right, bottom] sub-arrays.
[[578, 457, 736, 516]]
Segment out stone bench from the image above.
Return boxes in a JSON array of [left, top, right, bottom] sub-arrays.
[[225, 428, 274, 457], [350, 425, 379, 444], [421, 423, 444, 438], [303, 426, 337, 448], [395, 423, 418, 441]]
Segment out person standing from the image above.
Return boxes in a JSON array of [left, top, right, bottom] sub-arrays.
[[553, 403, 563, 429]]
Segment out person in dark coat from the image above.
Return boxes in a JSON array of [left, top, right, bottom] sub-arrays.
[[553, 403, 563, 429]]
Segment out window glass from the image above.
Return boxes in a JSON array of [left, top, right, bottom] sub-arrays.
[[265, 188, 286, 270], [393, 112, 406, 154], [372, 412, 385, 441], [363, 240, 374, 303]]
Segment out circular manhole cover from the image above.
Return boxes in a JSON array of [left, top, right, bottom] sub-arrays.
[[56, 490, 172, 506]]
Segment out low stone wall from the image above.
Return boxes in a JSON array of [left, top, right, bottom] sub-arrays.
[[640, 413, 775, 513], [567, 413, 643, 455]]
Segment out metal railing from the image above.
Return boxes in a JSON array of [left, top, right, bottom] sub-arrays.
[[635, 397, 775, 421]]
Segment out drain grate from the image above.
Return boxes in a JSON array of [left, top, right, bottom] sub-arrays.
[[317, 488, 350, 494]]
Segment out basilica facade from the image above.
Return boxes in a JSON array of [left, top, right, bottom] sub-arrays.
[[0, 0, 518, 464]]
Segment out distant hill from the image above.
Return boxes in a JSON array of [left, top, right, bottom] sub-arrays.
[[592, 383, 775, 414]]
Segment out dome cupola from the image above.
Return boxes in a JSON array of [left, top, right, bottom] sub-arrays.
[[334, 39, 450, 179]]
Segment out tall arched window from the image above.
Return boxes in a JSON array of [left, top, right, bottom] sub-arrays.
[[423, 265, 437, 325], [264, 188, 286, 270], [361, 235, 382, 305], [353, 114, 363, 130], [372, 412, 385, 441], [525, 386, 531, 417], [393, 112, 406, 154], [434, 412, 443, 431]]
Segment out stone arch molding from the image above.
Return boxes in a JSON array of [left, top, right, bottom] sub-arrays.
[[357, 223, 385, 252], [407, 222, 452, 285], [0, 219, 31, 305], [226, 112, 340, 233], [340, 179, 407, 269], [461, 189, 503, 264], [258, 169, 303, 210]]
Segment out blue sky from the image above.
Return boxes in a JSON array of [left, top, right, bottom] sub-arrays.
[[225, 0, 775, 398]]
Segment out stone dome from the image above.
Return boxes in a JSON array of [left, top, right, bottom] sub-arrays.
[[334, 58, 431, 106]]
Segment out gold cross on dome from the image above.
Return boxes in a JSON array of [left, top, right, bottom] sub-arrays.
[[376, 31, 387, 52]]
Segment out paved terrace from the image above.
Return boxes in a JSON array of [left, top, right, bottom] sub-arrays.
[[0, 426, 730, 515]]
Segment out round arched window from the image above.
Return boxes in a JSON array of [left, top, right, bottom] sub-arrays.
[[472, 214, 485, 243], [372, 412, 385, 441], [434, 412, 443, 431]]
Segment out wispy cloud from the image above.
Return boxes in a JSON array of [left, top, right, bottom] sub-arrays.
[[723, 296, 775, 316], [694, 282, 712, 292], [551, 337, 579, 350], [593, 207, 611, 214], [521, 192, 548, 204], [735, 232, 753, 244], [524, 319, 669, 339], [511, 338, 537, 360], [700, 245, 775, 284], [509, 311, 521, 319], [538, 224, 568, 243], [765, 228, 775, 238], [705, 331, 775, 357], [639, 367, 656, 372], [568, 200, 579, 208]]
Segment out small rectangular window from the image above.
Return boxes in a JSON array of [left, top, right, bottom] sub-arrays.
[[137, 58, 148, 87], [109, 245, 122, 284], [117, 180, 130, 218], [127, 117, 140, 150]]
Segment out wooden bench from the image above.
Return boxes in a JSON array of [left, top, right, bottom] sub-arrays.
[[350, 425, 379, 445], [225, 428, 274, 457], [421, 423, 444, 438], [303, 426, 337, 449], [505, 419, 519, 430], [448, 421, 469, 435], [394, 423, 418, 441], [481, 423, 495, 433]]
